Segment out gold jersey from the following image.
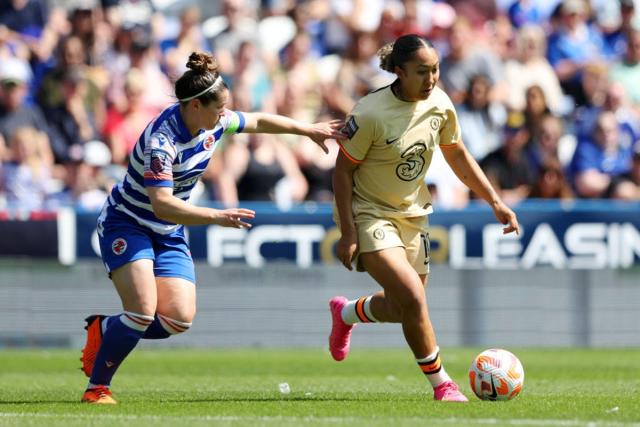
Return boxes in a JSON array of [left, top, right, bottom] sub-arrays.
[[339, 83, 460, 218]]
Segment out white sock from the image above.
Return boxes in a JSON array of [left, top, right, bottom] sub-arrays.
[[341, 296, 379, 324], [416, 346, 452, 388]]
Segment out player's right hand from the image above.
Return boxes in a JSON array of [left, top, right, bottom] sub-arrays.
[[214, 208, 256, 229], [492, 201, 520, 235], [336, 233, 358, 270]]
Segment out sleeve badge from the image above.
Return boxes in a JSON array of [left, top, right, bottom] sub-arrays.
[[341, 116, 359, 139]]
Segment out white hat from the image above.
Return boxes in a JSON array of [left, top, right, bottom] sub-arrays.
[[83, 140, 112, 167], [0, 57, 32, 85]]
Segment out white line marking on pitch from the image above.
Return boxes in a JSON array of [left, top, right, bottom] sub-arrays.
[[0, 413, 637, 426]]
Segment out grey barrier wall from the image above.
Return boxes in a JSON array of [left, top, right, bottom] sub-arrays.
[[0, 260, 638, 348]]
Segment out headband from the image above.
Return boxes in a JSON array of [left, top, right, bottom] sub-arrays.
[[178, 75, 222, 102]]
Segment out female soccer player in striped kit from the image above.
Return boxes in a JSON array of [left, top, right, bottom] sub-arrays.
[[80, 52, 344, 404], [329, 34, 520, 402]]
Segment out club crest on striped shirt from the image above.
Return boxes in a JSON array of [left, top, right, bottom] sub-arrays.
[[111, 238, 127, 255], [203, 134, 215, 150]]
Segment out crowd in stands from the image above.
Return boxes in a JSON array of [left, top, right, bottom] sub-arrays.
[[1, 0, 640, 212]]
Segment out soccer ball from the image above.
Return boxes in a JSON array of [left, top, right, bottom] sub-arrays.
[[468, 348, 524, 401]]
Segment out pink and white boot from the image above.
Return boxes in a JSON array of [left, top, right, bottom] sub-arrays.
[[328, 296, 355, 361], [434, 381, 469, 402]]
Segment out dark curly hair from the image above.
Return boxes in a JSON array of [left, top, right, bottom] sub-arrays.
[[174, 52, 227, 105], [377, 34, 434, 73]]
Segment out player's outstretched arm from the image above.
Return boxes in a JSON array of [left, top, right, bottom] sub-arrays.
[[148, 187, 255, 228], [241, 112, 345, 153], [441, 140, 520, 235]]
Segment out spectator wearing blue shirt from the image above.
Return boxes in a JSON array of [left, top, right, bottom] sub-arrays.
[[0, 0, 48, 39], [570, 111, 634, 198], [573, 81, 639, 146], [547, 0, 605, 101], [600, 0, 637, 60]]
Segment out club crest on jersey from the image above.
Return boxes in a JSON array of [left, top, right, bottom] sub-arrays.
[[150, 149, 168, 174], [112, 238, 127, 255], [342, 116, 359, 139], [430, 117, 441, 131], [203, 134, 215, 150], [373, 228, 385, 240]]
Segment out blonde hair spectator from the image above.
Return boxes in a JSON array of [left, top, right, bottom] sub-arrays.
[[504, 24, 565, 114], [0, 127, 54, 210]]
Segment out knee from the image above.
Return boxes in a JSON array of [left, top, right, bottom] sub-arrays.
[[126, 301, 156, 318], [156, 312, 194, 335], [121, 311, 155, 332], [139, 304, 157, 318], [398, 291, 427, 319]]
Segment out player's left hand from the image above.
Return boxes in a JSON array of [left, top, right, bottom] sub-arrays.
[[305, 120, 347, 154], [214, 208, 256, 229], [492, 201, 520, 235]]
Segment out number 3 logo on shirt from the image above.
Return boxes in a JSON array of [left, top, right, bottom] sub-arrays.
[[396, 142, 426, 181]]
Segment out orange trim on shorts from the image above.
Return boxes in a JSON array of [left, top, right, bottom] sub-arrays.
[[339, 144, 363, 164]]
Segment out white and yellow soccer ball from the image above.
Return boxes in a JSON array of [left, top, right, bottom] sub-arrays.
[[469, 348, 524, 401]]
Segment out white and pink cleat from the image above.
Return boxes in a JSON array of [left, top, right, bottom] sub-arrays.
[[434, 381, 469, 402], [328, 296, 355, 361]]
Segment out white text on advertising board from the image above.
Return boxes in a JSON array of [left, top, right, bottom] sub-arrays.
[[204, 222, 640, 269]]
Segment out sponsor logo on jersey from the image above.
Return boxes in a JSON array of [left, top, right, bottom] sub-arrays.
[[155, 133, 169, 147], [396, 142, 427, 181], [430, 117, 441, 131]]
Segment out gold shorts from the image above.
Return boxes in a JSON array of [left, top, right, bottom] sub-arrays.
[[354, 214, 431, 275]]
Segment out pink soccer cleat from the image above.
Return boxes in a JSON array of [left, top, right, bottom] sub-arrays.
[[434, 381, 469, 402], [328, 296, 354, 361]]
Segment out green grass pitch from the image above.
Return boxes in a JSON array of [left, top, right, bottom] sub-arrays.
[[0, 348, 638, 426]]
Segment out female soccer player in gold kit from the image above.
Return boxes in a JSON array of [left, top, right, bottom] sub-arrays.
[[329, 34, 520, 402]]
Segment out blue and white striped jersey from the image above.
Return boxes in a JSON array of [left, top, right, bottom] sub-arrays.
[[106, 103, 245, 234]]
